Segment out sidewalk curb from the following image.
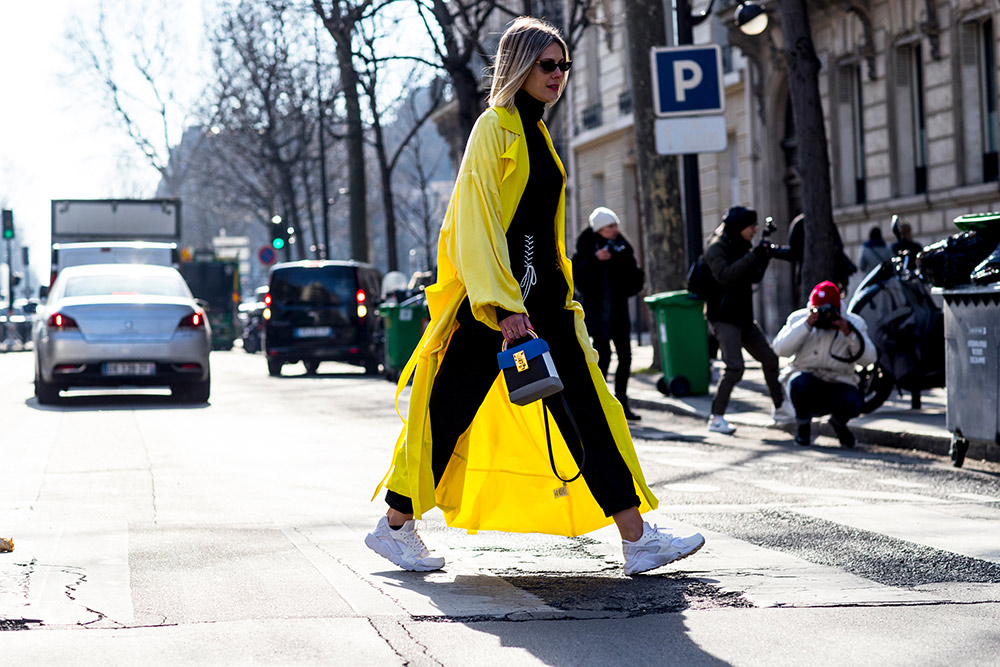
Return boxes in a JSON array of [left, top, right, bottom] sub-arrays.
[[629, 388, 954, 457]]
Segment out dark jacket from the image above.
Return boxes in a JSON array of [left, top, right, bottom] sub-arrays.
[[703, 227, 768, 325], [573, 228, 642, 339]]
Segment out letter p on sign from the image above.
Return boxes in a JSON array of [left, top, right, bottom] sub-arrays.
[[673, 60, 703, 102], [651, 45, 724, 117]]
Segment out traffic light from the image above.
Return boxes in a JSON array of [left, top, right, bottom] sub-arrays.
[[270, 215, 286, 250], [1, 210, 12, 240]]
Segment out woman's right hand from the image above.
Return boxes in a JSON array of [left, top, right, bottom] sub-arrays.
[[499, 313, 533, 343]]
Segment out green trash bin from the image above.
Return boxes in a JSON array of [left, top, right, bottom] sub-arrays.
[[381, 294, 430, 381], [643, 290, 710, 396]]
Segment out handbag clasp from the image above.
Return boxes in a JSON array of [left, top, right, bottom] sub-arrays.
[[513, 350, 528, 372]]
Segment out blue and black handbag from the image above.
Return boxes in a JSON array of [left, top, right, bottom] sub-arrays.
[[497, 331, 584, 483], [496, 331, 564, 406]]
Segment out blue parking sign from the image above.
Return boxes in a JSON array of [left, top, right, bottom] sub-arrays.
[[651, 45, 725, 117]]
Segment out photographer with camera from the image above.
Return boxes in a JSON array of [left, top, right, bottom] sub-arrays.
[[574, 206, 645, 420], [703, 206, 791, 435], [772, 281, 876, 447]]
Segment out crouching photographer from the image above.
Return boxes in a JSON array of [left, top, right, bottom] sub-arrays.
[[772, 281, 877, 447]]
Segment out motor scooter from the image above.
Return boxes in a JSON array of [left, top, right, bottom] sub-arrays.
[[846, 216, 945, 413]]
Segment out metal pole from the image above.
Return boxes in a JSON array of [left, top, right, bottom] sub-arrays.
[[676, 0, 705, 267]]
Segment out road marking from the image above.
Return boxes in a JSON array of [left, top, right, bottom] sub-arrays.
[[876, 479, 928, 489], [662, 483, 720, 493], [749, 480, 936, 503], [796, 504, 1000, 564]]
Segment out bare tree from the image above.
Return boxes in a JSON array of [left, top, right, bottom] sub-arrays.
[[356, 12, 446, 270], [206, 0, 332, 261], [314, 0, 403, 264], [624, 0, 685, 298], [394, 90, 453, 273], [66, 0, 212, 196]]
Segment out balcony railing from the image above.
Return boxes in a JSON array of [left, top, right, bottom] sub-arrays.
[[581, 103, 602, 130], [618, 90, 633, 115]]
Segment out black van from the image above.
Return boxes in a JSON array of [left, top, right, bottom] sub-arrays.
[[264, 260, 383, 376]]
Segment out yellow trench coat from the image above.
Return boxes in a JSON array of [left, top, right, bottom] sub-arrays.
[[375, 104, 657, 537]]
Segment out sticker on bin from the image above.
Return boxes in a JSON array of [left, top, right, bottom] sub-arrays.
[[400, 309, 414, 321], [295, 326, 332, 338]]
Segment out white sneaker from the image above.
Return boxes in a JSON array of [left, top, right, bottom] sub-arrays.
[[771, 401, 796, 425], [623, 522, 706, 576], [707, 414, 736, 434], [364, 516, 445, 571]]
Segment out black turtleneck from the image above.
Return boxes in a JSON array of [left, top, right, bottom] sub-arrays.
[[502, 89, 564, 312]]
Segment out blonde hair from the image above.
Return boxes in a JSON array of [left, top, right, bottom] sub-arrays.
[[487, 16, 568, 112]]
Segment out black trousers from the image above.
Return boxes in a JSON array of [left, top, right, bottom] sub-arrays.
[[592, 325, 632, 400], [788, 371, 863, 423], [386, 276, 640, 517]]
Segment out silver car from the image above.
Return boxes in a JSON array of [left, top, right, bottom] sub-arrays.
[[33, 263, 212, 404]]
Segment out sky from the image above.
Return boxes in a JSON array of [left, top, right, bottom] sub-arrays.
[[0, 0, 204, 282]]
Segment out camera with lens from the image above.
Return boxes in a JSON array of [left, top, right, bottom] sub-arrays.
[[759, 215, 795, 261], [600, 237, 627, 254], [761, 216, 777, 240], [811, 303, 841, 329]]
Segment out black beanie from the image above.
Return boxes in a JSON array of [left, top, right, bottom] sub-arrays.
[[723, 206, 758, 234]]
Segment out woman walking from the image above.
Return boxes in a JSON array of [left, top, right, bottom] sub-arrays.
[[366, 16, 704, 576]]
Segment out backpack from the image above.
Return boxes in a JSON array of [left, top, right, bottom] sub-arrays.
[[686, 254, 719, 301]]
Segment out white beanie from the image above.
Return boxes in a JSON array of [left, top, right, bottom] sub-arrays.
[[589, 206, 620, 232]]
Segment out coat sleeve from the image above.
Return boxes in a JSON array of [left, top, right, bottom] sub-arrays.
[[443, 112, 526, 326], [705, 238, 763, 286], [773, 310, 811, 357]]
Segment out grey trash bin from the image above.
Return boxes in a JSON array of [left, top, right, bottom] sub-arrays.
[[940, 283, 1000, 466]]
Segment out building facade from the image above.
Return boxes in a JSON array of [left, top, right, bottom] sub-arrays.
[[566, 0, 1000, 334]]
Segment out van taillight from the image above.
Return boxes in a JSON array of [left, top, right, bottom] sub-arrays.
[[178, 311, 206, 329], [356, 289, 366, 304], [264, 293, 271, 306], [47, 313, 79, 330], [50, 271, 58, 286]]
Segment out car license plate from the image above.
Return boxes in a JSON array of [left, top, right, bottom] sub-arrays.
[[294, 326, 332, 338], [102, 362, 156, 376]]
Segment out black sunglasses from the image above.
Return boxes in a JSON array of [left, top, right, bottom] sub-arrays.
[[535, 59, 572, 73]]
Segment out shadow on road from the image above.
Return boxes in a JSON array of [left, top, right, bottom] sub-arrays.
[[25, 393, 210, 412], [376, 569, 741, 666]]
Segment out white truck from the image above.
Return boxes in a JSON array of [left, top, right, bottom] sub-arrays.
[[49, 199, 182, 288]]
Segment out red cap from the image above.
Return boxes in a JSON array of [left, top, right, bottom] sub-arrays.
[[809, 281, 841, 309]]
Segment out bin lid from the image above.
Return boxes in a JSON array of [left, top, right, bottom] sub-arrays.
[[954, 211, 1000, 232], [937, 282, 1000, 297], [644, 290, 704, 307]]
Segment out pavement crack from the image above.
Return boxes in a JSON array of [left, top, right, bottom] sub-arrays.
[[369, 617, 445, 667]]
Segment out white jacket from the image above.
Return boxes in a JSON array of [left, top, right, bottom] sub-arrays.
[[772, 307, 877, 386]]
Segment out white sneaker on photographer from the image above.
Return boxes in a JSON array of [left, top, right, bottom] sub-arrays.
[[365, 516, 445, 571], [771, 401, 796, 425], [708, 414, 736, 434], [623, 522, 706, 575]]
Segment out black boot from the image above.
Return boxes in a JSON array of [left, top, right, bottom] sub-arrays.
[[619, 396, 641, 421], [795, 421, 811, 446], [830, 417, 856, 448]]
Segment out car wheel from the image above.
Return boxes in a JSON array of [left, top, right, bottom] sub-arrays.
[[34, 373, 60, 405], [173, 378, 211, 403], [303, 360, 320, 375], [363, 355, 381, 375], [268, 359, 283, 376]]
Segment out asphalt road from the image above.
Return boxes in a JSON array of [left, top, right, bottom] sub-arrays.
[[1, 347, 999, 665]]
